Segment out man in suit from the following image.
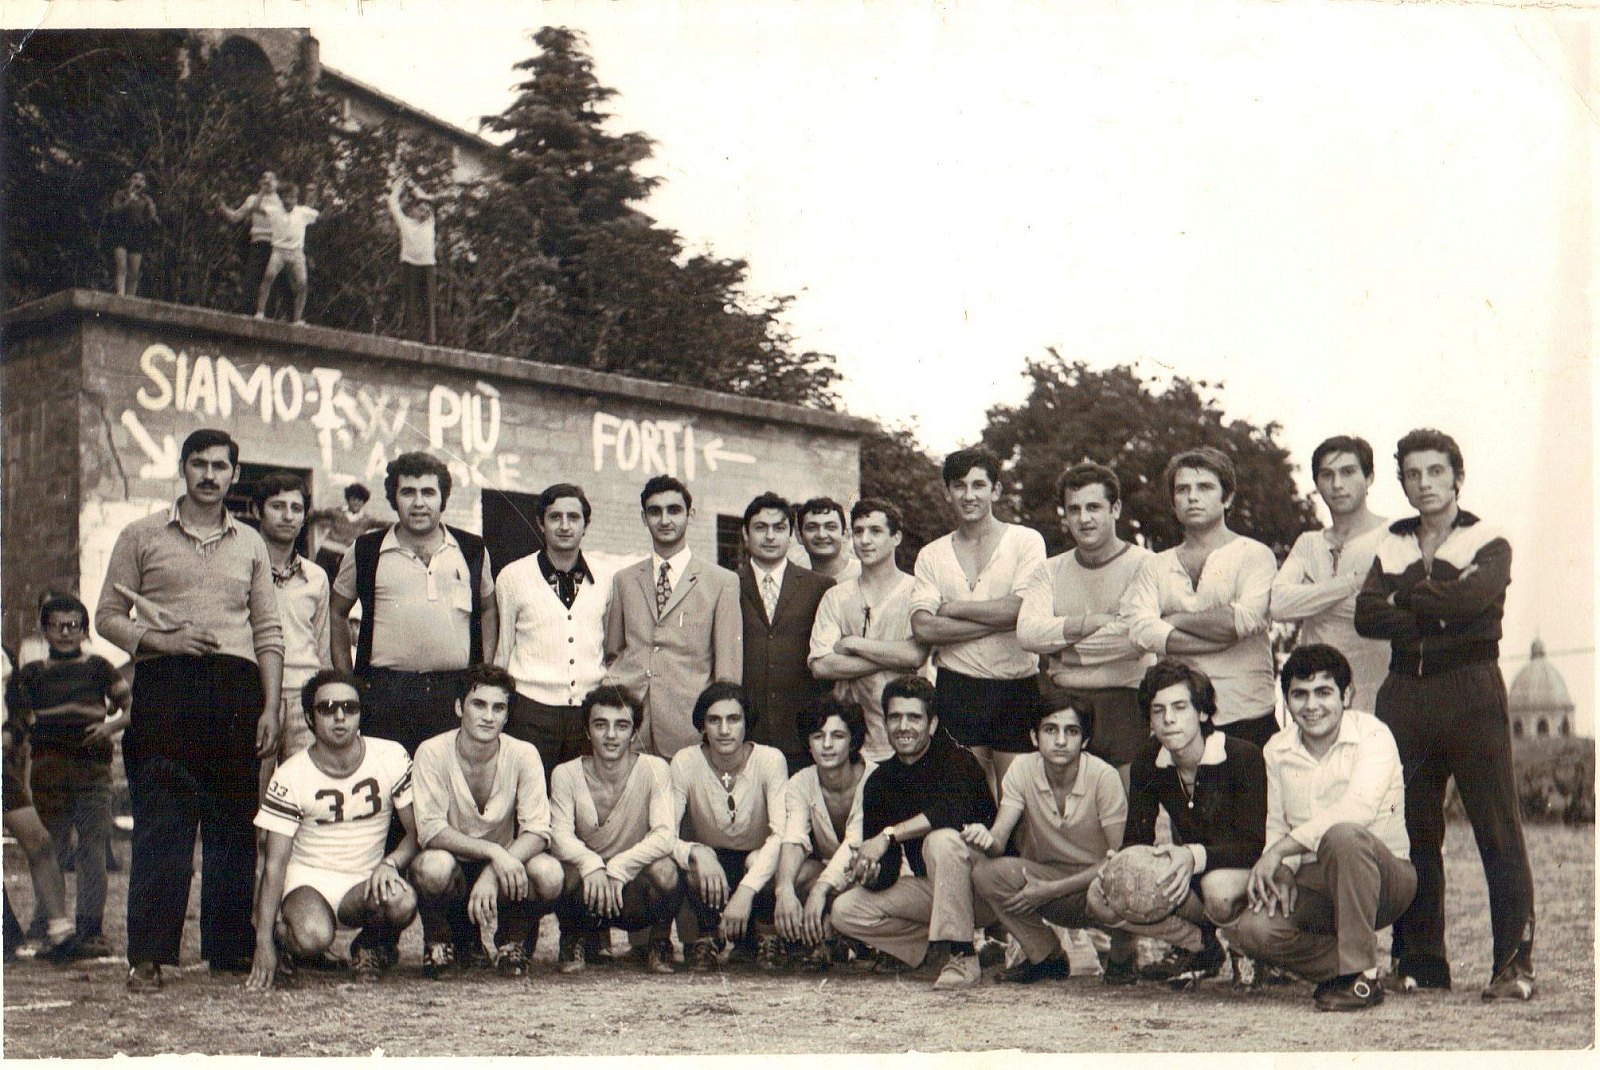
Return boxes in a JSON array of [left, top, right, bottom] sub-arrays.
[[737, 493, 834, 772], [604, 476, 742, 759]]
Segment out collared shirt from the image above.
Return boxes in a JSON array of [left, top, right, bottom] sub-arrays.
[[273, 553, 330, 675], [998, 751, 1127, 867], [96, 498, 284, 665], [1271, 525, 1390, 712], [539, 550, 594, 610], [411, 730, 550, 851], [1128, 730, 1267, 875], [548, 753, 676, 883], [910, 524, 1047, 680], [670, 742, 790, 893], [807, 572, 933, 762], [1017, 544, 1154, 690], [781, 760, 876, 892], [1121, 536, 1278, 726], [333, 526, 495, 672], [651, 547, 693, 597], [1263, 710, 1409, 863], [494, 550, 610, 707]]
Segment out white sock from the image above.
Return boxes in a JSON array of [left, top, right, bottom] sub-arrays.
[[46, 919, 74, 944]]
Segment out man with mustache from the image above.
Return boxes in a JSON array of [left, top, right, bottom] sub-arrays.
[[98, 429, 284, 991]]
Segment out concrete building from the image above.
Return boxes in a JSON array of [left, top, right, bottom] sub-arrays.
[[1, 291, 866, 658], [194, 28, 502, 181], [1508, 639, 1579, 740]]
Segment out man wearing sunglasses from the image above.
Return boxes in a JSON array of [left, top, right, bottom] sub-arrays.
[[246, 670, 419, 990]]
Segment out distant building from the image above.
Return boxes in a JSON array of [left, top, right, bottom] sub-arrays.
[[191, 28, 501, 181], [1508, 639, 1576, 740]]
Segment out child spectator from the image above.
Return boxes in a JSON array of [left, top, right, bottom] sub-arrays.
[[215, 170, 283, 314], [6, 594, 131, 958], [108, 171, 160, 297], [386, 172, 438, 344], [254, 182, 321, 325], [2, 645, 83, 963]]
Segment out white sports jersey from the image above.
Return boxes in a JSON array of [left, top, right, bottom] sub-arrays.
[[255, 737, 413, 874]]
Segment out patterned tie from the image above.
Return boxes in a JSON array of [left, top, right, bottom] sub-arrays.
[[656, 560, 672, 617], [761, 573, 779, 622]]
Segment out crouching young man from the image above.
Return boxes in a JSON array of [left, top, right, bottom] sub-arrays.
[[772, 697, 876, 969], [1088, 660, 1266, 988], [670, 681, 789, 971], [548, 685, 680, 974], [408, 665, 562, 979], [830, 675, 998, 990], [247, 670, 419, 990], [967, 688, 1135, 984], [1224, 644, 1415, 1011]]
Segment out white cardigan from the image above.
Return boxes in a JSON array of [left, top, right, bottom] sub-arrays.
[[494, 554, 613, 707]]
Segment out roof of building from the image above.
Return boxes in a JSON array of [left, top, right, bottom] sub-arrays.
[[3, 290, 873, 439], [320, 65, 505, 159], [1509, 638, 1576, 716]]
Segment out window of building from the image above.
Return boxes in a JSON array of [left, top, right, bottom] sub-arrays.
[[716, 515, 744, 572], [1536, 718, 1550, 738], [227, 463, 313, 558], [481, 489, 544, 578], [1513, 720, 1524, 739]]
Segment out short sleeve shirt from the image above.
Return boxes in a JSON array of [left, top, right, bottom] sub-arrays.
[[998, 751, 1127, 867], [255, 738, 413, 874], [334, 527, 495, 672]]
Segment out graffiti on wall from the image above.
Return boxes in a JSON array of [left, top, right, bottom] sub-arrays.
[[591, 411, 754, 479], [118, 344, 522, 490]]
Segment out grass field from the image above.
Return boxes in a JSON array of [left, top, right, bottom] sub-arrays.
[[2, 821, 1592, 1057]]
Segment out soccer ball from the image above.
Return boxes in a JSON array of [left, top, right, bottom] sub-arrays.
[[1100, 845, 1180, 924]]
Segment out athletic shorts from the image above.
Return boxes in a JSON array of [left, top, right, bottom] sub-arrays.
[[2, 720, 31, 814], [285, 861, 369, 915], [933, 668, 1041, 753], [265, 248, 308, 288], [1070, 686, 1148, 768]]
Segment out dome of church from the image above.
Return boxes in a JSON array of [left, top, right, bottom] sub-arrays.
[[1508, 639, 1575, 739]]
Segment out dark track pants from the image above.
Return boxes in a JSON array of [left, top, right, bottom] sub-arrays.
[[1377, 662, 1534, 977]]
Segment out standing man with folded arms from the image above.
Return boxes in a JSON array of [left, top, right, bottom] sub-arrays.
[[1271, 435, 1390, 712], [911, 448, 1047, 786], [1121, 447, 1280, 749], [1017, 462, 1153, 780], [97, 428, 283, 992], [1354, 428, 1535, 1002]]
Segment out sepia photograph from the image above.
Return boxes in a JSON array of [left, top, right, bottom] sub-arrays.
[[0, 0, 1593, 1060]]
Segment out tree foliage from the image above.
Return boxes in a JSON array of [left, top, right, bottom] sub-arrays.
[[981, 351, 1317, 556], [4, 28, 840, 409], [858, 422, 951, 570]]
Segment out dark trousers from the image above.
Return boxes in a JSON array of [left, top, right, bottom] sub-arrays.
[[555, 861, 680, 937], [400, 262, 436, 344], [124, 656, 262, 967], [245, 239, 285, 316], [31, 746, 113, 936], [1377, 662, 1534, 977], [418, 857, 538, 950], [507, 695, 587, 785], [685, 846, 775, 937], [314, 548, 345, 586], [1220, 708, 1281, 751], [359, 667, 469, 757]]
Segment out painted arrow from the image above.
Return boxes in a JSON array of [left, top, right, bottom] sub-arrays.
[[701, 437, 755, 472], [120, 410, 178, 480]]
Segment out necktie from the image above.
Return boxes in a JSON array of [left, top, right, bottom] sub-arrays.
[[656, 561, 672, 616], [761, 573, 779, 622]]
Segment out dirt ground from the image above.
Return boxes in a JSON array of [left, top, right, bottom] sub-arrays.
[[2, 821, 1592, 1057]]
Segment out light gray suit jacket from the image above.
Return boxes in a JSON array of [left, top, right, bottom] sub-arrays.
[[604, 552, 743, 758]]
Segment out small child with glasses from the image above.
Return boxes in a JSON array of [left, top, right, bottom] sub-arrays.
[[5, 593, 131, 957]]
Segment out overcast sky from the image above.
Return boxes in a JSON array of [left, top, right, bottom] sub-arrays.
[[15, 0, 1597, 730]]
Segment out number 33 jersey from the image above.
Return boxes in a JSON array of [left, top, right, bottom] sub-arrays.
[[254, 738, 414, 874]]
